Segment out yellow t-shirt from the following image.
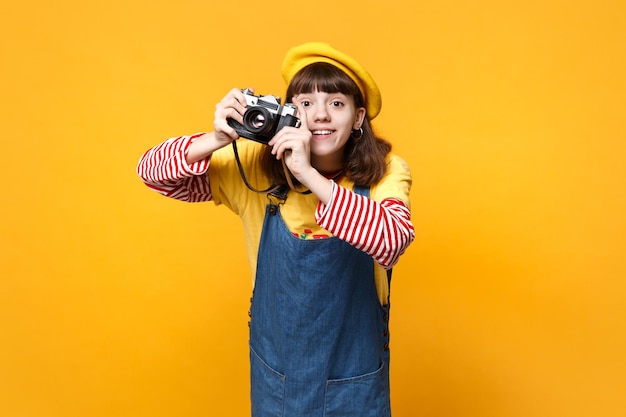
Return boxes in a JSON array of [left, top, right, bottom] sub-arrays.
[[208, 140, 411, 304]]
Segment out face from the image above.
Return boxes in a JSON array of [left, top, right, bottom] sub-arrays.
[[293, 90, 366, 172]]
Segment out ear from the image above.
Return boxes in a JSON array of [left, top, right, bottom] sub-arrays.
[[354, 107, 367, 129]]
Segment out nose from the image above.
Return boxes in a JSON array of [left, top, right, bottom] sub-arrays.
[[312, 104, 330, 122]]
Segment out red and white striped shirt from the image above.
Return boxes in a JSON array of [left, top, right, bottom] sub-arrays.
[[137, 134, 414, 270]]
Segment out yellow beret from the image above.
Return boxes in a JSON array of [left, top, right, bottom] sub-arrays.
[[281, 42, 382, 119]]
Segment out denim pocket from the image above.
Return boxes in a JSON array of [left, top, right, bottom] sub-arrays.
[[250, 347, 285, 417], [324, 362, 391, 417]]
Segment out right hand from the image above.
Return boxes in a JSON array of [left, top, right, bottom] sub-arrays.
[[213, 87, 251, 147], [185, 88, 252, 165]]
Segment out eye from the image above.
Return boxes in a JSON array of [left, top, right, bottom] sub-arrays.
[[331, 100, 344, 107], [300, 100, 312, 107]]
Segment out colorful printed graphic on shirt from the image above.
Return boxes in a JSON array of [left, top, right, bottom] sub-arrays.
[[292, 228, 331, 240]]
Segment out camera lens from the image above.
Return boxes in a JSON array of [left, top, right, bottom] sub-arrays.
[[243, 107, 274, 135], [249, 114, 266, 129]]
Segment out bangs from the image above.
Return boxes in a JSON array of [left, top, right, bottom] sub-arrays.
[[286, 62, 363, 105]]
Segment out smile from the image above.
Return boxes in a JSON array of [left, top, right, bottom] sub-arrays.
[[312, 130, 335, 136]]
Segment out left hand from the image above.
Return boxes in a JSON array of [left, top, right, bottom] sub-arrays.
[[268, 99, 314, 182]]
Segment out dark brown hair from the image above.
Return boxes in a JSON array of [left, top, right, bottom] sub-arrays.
[[260, 62, 391, 187]]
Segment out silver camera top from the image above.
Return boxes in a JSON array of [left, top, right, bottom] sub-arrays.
[[241, 89, 284, 112]]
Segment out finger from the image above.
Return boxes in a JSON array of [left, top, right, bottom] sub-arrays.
[[270, 135, 287, 158], [214, 119, 240, 140], [229, 91, 248, 115], [267, 122, 295, 146], [215, 101, 244, 126], [271, 135, 296, 160], [218, 88, 247, 114], [216, 89, 249, 126], [232, 88, 251, 107], [291, 97, 308, 131]]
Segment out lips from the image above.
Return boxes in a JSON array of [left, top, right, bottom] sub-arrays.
[[312, 130, 334, 137]]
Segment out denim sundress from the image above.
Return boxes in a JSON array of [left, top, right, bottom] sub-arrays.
[[249, 186, 391, 417]]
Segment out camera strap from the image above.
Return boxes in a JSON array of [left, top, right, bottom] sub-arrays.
[[231, 140, 312, 197], [266, 183, 289, 215], [231, 140, 281, 194]]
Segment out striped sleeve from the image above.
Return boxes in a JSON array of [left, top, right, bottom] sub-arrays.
[[315, 183, 415, 269], [136, 134, 213, 202]]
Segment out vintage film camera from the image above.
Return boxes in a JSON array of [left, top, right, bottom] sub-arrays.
[[227, 89, 300, 144]]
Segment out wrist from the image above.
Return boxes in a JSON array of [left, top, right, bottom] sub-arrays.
[[300, 169, 333, 205], [186, 132, 225, 164]]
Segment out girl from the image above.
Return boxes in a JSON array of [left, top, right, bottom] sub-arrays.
[[137, 42, 414, 417]]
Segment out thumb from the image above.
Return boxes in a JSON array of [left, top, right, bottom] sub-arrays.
[[292, 98, 308, 130]]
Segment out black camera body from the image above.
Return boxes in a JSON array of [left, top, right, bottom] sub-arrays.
[[227, 89, 300, 145]]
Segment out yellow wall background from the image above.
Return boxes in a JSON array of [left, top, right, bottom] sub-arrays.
[[1, 0, 624, 416]]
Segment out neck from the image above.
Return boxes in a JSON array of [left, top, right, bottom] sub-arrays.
[[320, 168, 343, 180], [311, 154, 343, 176]]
